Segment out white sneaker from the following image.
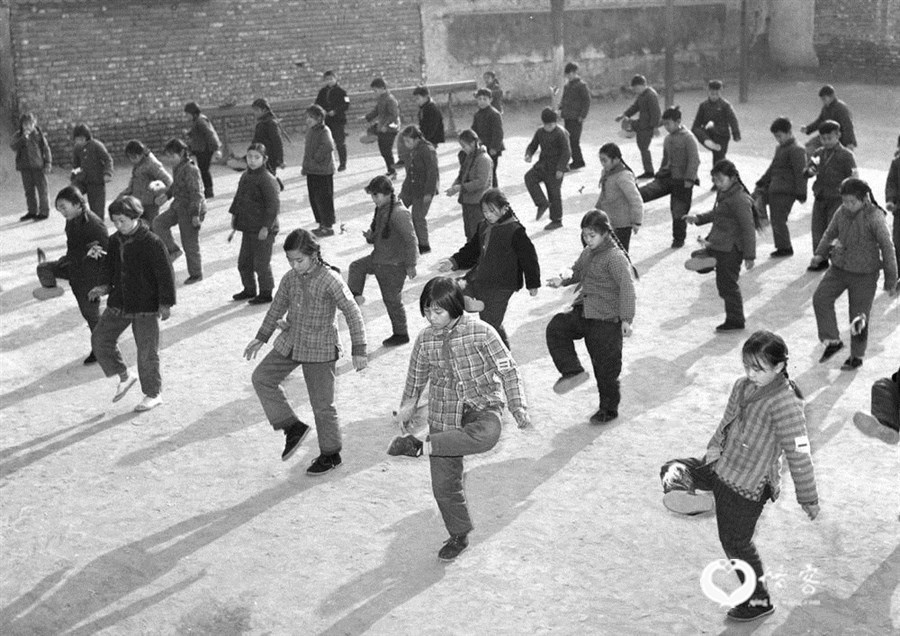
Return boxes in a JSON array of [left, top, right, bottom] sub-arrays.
[[134, 395, 162, 412], [113, 375, 138, 402]]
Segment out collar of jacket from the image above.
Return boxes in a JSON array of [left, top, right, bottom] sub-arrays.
[[740, 373, 790, 406], [716, 181, 743, 201]]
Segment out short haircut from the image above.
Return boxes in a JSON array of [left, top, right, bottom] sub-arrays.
[[108, 196, 144, 219], [412, 86, 430, 97], [630, 74, 647, 87], [183, 101, 201, 116], [475, 88, 493, 99], [541, 107, 558, 123], [305, 104, 326, 120], [124, 139, 147, 157], [770, 117, 792, 134], [365, 175, 395, 195], [72, 123, 92, 140], [564, 62, 579, 74], [457, 129, 480, 145], [818, 84, 836, 97], [483, 70, 496, 79], [322, 70, 335, 78], [251, 97, 271, 111], [19, 112, 36, 126], [55, 184, 89, 209], [708, 79, 723, 90], [819, 119, 841, 135], [400, 124, 423, 139], [419, 276, 465, 319], [163, 137, 188, 155], [246, 142, 267, 157], [661, 106, 682, 122], [370, 77, 387, 89]]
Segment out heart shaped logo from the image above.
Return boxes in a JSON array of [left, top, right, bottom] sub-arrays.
[[700, 558, 757, 607]]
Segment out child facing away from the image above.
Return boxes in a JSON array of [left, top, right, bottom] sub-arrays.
[[70, 124, 114, 219], [885, 134, 900, 272], [118, 139, 172, 225], [88, 196, 176, 413], [245, 229, 367, 474], [811, 178, 898, 369], [229, 143, 281, 305], [639, 106, 700, 248], [524, 108, 572, 231], [36, 186, 109, 364], [387, 277, 531, 562], [659, 331, 818, 623], [684, 160, 760, 333], [853, 365, 900, 445], [753, 117, 808, 258], [398, 125, 440, 253], [545, 210, 638, 424], [596, 142, 643, 251], [446, 129, 493, 241], [301, 104, 337, 238], [470, 88, 504, 187], [10, 112, 52, 222], [183, 101, 222, 199], [153, 138, 207, 285], [438, 188, 541, 350], [348, 176, 418, 347]]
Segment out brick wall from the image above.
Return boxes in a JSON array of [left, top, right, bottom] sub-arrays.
[[814, 0, 900, 80], [9, 0, 424, 166]]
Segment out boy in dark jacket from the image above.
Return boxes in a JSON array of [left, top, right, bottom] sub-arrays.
[[471, 88, 504, 187], [754, 117, 808, 257], [70, 124, 114, 218], [252, 98, 285, 176], [524, 108, 571, 230], [559, 62, 591, 170], [802, 85, 857, 153], [315, 71, 349, 171], [885, 135, 900, 276], [183, 102, 221, 198], [399, 126, 439, 253], [617, 75, 661, 178], [691, 80, 740, 169], [301, 105, 337, 237], [10, 113, 52, 221], [365, 78, 401, 179], [413, 86, 445, 147], [90, 196, 176, 413]]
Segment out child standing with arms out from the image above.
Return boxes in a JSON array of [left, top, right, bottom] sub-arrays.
[[399, 125, 439, 253], [10, 113, 52, 222], [245, 229, 367, 472], [446, 129, 493, 241], [36, 186, 109, 364], [811, 178, 898, 369], [438, 188, 541, 350], [119, 140, 172, 226], [315, 71, 350, 172], [183, 102, 221, 199], [387, 277, 531, 562], [89, 196, 176, 413], [229, 143, 280, 305], [154, 138, 207, 285], [546, 210, 637, 424], [70, 124, 113, 219], [685, 160, 759, 332], [639, 106, 700, 248], [302, 105, 337, 238], [252, 98, 285, 178], [365, 78, 401, 179], [596, 142, 643, 251], [525, 108, 571, 231], [885, 135, 900, 272], [691, 80, 741, 168], [753, 117, 808, 258], [471, 88, 504, 187], [348, 176, 418, 347], [659, 331, 818, 622], [616, 75, 661, 178]]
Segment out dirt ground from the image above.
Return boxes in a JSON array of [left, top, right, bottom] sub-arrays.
[[1, 80, 898, 636]]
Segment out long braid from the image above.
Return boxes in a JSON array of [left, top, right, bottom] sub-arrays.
[[782, 360, 804, 399], [381, 193, 395, 239], [315, 246, 341, 273], [608, 230, 640, 279], [620, 158, 636, 175]]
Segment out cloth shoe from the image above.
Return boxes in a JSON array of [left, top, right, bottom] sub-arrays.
[[770, 248, 794, 258], [248, 293, 273, 305], [382, 334, 410, 347], [113, 375, 138, 403], [33, 215, 49, 222], [535, 203, 549, 220], [184, 275, 203, 285], [232, 289, 256, 301], [307, 452, 342, 476], [312, 226, 335, 237], [83, 352, 97, 365], [715, 322, 745, 332], [282, 421, 310, 461], [636, 172, 654, 179], [134, 394, 163, 412], [685, 253, 717, 272], [726, 597, 774, 622], [553, 371, 590, 395], [671, 239, 685, 248], [663, 490, 714, 515], [807, 260, 829, 272], [418, 244, 431, 255], [387, 434, 423, 457], [20, 212, 37, 221], [33, 286, 65, 301], [544, 220, 563, 231], [852, 411, 900, 444], [589, 408, 618, 424], [818, 341, 844, 363], [438, 534, 469, 562], [840, 356, 863, 371]]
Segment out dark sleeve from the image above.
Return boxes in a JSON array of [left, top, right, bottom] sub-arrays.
[[805, 107, 825, 134], [647, 92, 661, 127], [791, 147, 809, 200], [314, 87, 327, 109], [424, 146, 439, 195], [556, 130, 571, 173], [261, 172, 281, 229], [334, 87, 349, 116], [512, 227, 541, 289], [90, 217, 110, 250], [525, 130, 540, 157], [691, 103, 706, 141], [623, 97, 640, 118], [837, 103, 857, 147], [886, 158, 900, 203], [152, 236, 177, 307], [727, 103, 741, 140], [98, 141, 114, 179], [755, 159, 773, 191], [451, 231, 482, 270], [578, 83, 591, 119], [40, 132, 52, 167], [99, 237, 117, 287]]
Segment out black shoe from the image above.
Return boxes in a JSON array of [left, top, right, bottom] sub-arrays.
[[387, 434, 423, 457], [418, 244, 431, 255], [726, 598, 774, 622], [770, 248, 794, 258], [248, 293, 273, 305], [840, 356, 863, 371], [382, 334, 410, 347], [338, 164, 347, 172], [307, 452, 342, 476], [438, 534, 469, 562], [568, 162, 585, 170], [83, 352, 97, 365], [232, 289, 256, 301], [312, 226, 335, 237], [281, 421, 310, 461], [535, 203, 550, 221], [671, 239, 685, 249], [184, 275, 203, 285], [204, 192, 214, 199], [543, 220, 563, 231], [715, 322, 745, 332], [807, 260, 829, 272], [33, 215, 49, 222], [589, 408, 618, 424], [636, 172, 654, 179], [20, 212, 37, 222], [819, 341, 844, 363]]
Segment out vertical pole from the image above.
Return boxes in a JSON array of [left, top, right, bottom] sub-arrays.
[[739, 0, 749, 103], [550, 0, 565, 108], [664, 0, 675, 107]]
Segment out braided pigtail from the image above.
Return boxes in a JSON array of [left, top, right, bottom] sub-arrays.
[[381, 193, 395, 239], [608, 229, 640, 280], [316, 248, 341, 273]]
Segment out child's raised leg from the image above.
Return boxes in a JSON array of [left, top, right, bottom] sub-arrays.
[[546, 308, 587, 377]]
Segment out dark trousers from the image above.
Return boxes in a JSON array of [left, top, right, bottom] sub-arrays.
[[461, 203, 482, 241], [489, 153, 500, 188], [811, 196, 842, 253], [377, 131, 398, 173], [892, 210, 900, 278], [92, 309, 162, 398], [238, 231, 275, 295], [153, 208, 202, 278], [429, 407, 502, 536], [20, 168, 50, 217], [712, 247, 745, 326], [307, 173, 336, 228], [546, 306, 623, 413], [635, 129, 654, 174], [37, 261, 100, 336], [81, 182, 107, 219], [813, 266, 878, 358], [640, 178, 693, 242], [466, 283, 514, 349], [326, 120, 347, 168], [614, 226, 633, 253], [525, 164, 564, 222], [768, 193, 797, 251], [407, 195, 432, 248], [193, 151, 214, 198], [871, 378, 900, 432], [564, 118, 584, 166], [347, 256, 408, 337]]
